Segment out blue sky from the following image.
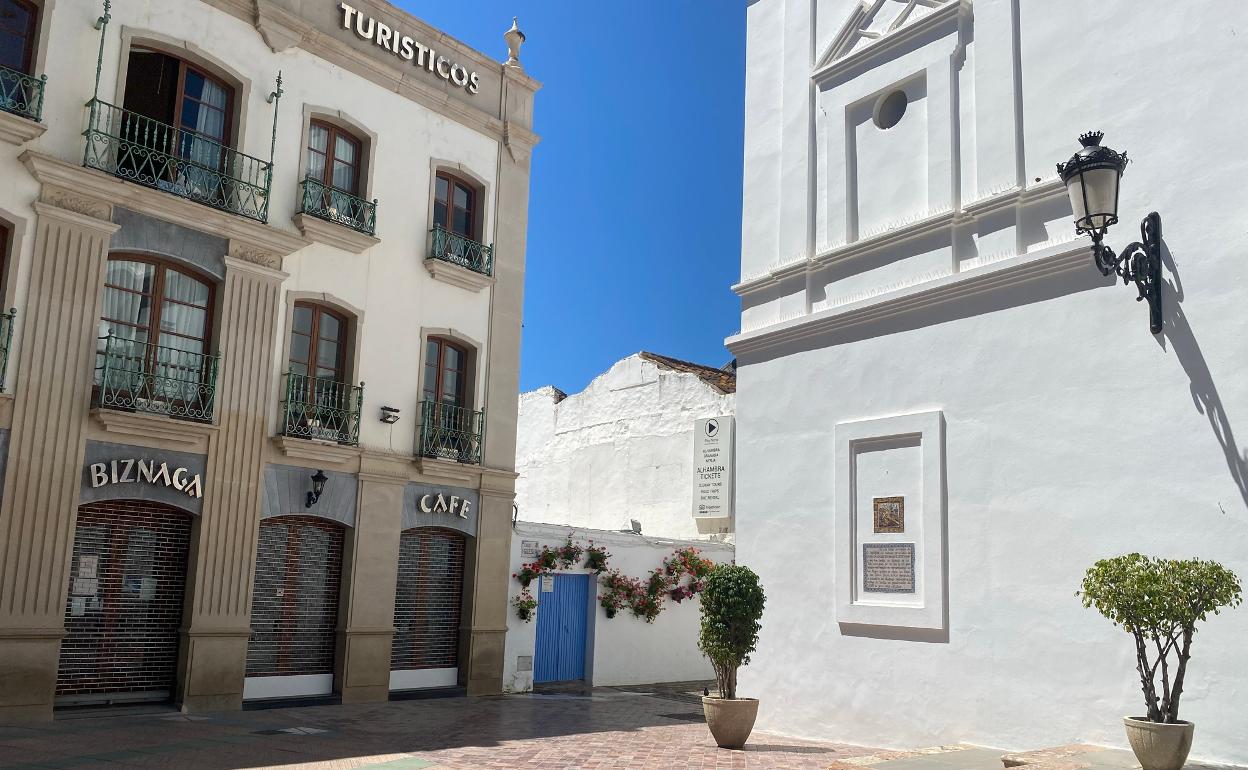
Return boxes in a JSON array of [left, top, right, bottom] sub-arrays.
[[396, 2, 746, 394]]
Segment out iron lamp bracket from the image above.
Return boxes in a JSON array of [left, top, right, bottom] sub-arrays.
[[1089, 212, 1163, 334]]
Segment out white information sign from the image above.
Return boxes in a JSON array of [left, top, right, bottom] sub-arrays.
[[693, 416, 734, 520], [521, 540, 540, 559], [540, 575, 555, 593]]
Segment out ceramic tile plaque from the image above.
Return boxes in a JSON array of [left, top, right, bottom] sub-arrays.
[[862, 542, 916, 593], [873, 496, 905, 533]]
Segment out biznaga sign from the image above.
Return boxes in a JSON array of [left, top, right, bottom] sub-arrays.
[[88, 459, 204, 499], [338, 3, 481, 95]]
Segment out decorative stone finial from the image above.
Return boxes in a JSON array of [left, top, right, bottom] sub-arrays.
[[504, 17, 526, 66]]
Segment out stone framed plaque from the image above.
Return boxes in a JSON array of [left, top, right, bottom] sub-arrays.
[[873, 496, 904, 533], [862, 542, 916, 593]]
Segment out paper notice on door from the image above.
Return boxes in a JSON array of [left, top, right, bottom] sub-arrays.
[[541, 575, 555, 593], [72, 577, 98, 596], [78, 555, 98, 580]]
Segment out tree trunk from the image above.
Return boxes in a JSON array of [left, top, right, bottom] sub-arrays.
[[1166, 629, 1194, 723]]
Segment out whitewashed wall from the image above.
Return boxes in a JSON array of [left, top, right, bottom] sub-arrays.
[[732, 0, 1248, 765], [501, 522, 735, 693], [516, 355, 735, 540]]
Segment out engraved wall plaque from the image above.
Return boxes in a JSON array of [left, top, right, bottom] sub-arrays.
[[863, 542, 916, 593], [873, 496, 904, 533]]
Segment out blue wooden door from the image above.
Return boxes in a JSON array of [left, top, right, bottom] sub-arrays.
[[533, 573, 589, 683]]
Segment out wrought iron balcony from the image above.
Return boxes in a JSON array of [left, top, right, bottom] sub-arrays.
[[299, 177, 377, 236], [94, 335, 220, 423], [280, 372, 363, 446], [418, 400, 484, 465], [83, 99, 273, 223], [0, 308, 16, 392], [430, 224, 493, 277], [0, 64, 46, 122]]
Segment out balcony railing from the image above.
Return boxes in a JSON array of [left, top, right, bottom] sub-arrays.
[[0, 64, 45, 122], [94, 335, 219, 423], [83, 99, 272, 223], [418, 400, 483, 465], [0, 309, 16, 392], [280, 372, 363, 446], [430, 224, 493, 277], [299, 177, 377, 236]]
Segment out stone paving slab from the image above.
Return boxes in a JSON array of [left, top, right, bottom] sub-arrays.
[[0, 691, 884, 769], [1002, 743, 1243, 770]]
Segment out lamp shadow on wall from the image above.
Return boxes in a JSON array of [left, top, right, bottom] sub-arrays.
[[1155, 241, 1248, 513]]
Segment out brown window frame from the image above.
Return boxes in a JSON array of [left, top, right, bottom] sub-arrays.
[[100, 254, 217, 360], [289, 301, 349, 383], [306, 119, 364, 197], [124, 49, 237, 164], [0, 0, 39, 74], [433, 171, 480, 240], [424, 336, 469, 407]]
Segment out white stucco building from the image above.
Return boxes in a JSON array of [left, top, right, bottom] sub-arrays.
[[730, 0, 1248, 765], [516, 352, 736, 540]]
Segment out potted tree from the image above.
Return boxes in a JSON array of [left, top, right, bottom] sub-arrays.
[[698, 564, 765, 749], [1080, 554, 1242, 770]]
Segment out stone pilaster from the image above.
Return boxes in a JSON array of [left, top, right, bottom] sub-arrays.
[[336, 454, 407, 703], [0, 197, 117, 721], [176, 253, 287, 713]]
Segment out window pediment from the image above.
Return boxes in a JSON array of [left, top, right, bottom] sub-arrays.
[[817, 0, 957, 70]]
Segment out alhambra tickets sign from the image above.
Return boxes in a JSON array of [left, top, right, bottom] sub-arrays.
[[88, 458, 204, 499]]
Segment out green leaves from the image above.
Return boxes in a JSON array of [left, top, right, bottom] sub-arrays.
[[1080, 553, 1242, 636], [698, 565, 766, 699]]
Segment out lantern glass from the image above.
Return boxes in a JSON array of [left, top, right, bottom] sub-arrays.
[[1066, 165, 1121, 234]]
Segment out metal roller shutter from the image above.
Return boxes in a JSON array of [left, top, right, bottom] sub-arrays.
[[56, 501, 192, 704], [391, 528, 465, 671], [246, 517, 344, 678]]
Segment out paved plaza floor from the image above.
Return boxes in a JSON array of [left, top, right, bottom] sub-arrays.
[[0, 686, 1239, 770]]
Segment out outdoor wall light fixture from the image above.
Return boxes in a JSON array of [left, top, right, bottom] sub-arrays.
[[306, 469, 328, 508], [380, 406, 401, 424], [1058, 131, 1163, 334]]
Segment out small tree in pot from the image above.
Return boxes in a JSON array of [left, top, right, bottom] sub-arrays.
[[1080, 554, 1241, 770], [698, 564, 765, 749]]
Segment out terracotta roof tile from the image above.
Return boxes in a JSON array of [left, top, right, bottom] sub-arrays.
[[638, 352, 736, 394]]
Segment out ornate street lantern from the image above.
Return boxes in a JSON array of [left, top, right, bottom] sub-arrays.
[[1058, 132, 1164, 334]]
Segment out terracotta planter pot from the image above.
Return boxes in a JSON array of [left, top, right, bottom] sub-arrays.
[[1123, 717, 1195, 770], [702, 696, 759, 749]]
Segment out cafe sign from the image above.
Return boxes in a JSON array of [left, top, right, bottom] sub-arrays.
[[88, 458, 204, 499], [339, 3, 481, 94]]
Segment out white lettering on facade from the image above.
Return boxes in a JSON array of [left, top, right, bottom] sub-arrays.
[[338, 3, 481, 95], [420, 494, 433, 513], [418, 492, 471, 520], [87, 458, 204, 499]]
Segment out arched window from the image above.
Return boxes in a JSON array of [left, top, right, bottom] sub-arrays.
[[306, 120, 362, 197], [96, 257, 216, 418], [100, 257, 214, 357], [122, 48, 234, 169], [289, 302, 347, 382], [0, 0, 38, 75], [433, 171, 478, 239], [424, 336, 468, 407]]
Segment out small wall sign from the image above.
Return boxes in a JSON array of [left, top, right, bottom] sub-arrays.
[[873, 496, 904, 533], [88, 458, 204, 499], [540, 575, 555, 593], [521, 540, 540, 558]]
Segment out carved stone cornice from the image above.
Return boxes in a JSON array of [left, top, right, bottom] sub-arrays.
[[253, 0, 304, 52], [359, 450, 413, 485], [272, 435, 362, 466], [424, 258, 494, 293], [227, 242, 283, 272], [37, 185, 112, 223], [18, 151, 311, 260], [293, 213, 381, 254], [0, 110, 47, 146]]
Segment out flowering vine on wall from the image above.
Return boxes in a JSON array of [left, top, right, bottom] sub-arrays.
[[511, 535, 715, 624]]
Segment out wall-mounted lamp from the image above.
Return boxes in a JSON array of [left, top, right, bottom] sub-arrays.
[[1057, 131, 1163, 334], [380, 406, 401, 425], [306, 469, 328, 508]]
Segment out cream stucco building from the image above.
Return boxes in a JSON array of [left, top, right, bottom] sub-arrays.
[[0, 0, 537, 718], [731, 0, 1248, 764]]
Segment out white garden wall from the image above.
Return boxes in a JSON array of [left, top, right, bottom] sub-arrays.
[[501, 522, 735, 693], [516, 354, 735, 540]]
